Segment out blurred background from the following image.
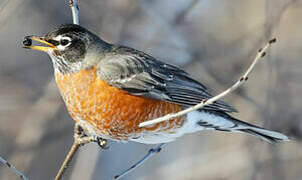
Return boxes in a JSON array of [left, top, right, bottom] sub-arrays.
[[0, 0, 301, 179]]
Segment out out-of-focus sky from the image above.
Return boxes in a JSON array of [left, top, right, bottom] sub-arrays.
[[0, 0, 301, 179]]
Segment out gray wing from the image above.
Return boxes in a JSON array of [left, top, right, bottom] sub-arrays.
[[97, 45, 237, 113]]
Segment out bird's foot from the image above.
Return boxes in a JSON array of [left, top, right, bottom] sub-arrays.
[[74, 123, 109, 149]]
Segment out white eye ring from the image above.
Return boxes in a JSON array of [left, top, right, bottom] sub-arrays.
[[54, 36, 72, 50], [60, 37, 71, 46]]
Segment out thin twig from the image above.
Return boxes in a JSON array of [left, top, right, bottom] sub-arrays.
[[114, 143, 166, 180], [68, 0, 80, 25], [0, 156, 29, 180], [139, 38, 277, 127], [55, 122, 107, 180], [55, 124, 104, 180], [247, 2, 296, 179], [55, 142, 80, 180]]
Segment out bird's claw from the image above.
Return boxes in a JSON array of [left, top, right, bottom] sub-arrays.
[[93, 136, 109, 149]]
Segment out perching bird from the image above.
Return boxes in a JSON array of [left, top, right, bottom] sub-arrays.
[[23, 24, 288, 145]]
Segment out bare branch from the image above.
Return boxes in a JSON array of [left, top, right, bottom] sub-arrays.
[[0, 156, 29, 180], [114, 143, 166, 179], [54, 140, 80, 180], [55, 123, 107, 180], [68, 0, 80, 25], [139, 38, 277, 127]]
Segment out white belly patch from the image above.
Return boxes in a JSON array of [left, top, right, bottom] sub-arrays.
[[131, 110, 235, 144]]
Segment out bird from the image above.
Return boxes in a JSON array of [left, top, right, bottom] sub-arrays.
[[23, 24, 289, 145]]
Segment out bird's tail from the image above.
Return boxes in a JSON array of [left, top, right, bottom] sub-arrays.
[[230, 118, 289, 143], [237, 124, 289, 143], [191, 111, 289, 143]]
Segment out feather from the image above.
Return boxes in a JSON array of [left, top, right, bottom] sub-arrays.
[[97, 45, 237, 113]]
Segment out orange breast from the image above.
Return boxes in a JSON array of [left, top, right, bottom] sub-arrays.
[[55, 67, 184, 140]]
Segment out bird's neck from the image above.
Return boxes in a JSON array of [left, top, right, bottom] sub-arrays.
[[48, 52, 83, 74]]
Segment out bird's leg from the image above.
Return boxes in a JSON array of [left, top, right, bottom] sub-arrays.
[[74, 123, 109, 149], [113, 143, 166, 180], [55, 123, 108, 180], [76, 134, 109, 149]]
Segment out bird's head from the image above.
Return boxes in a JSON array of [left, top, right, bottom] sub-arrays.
[[23, 24, 110, 73]]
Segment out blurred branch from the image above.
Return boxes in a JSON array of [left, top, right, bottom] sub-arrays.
[[0, 0, 9, 13], [174, 0, 201, 24], [0, 80, 61, 180], [0, 0, 24, 29], [247, 1, 299, 179], [0, 156, 29, 180], [264, 0, 298, 38], [141, 0, 201, 51], [140, 39, 276, 127], [158, 141, 300, 179]]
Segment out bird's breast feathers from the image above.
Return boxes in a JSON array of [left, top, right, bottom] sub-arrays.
[[54, 66, 185, 141]]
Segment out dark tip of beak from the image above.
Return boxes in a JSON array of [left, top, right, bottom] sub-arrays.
[[23, 36, 32, 46]]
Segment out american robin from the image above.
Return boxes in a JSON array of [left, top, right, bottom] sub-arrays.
[[23, 24, 288, 144]]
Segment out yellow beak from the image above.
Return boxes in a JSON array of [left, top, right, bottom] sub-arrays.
[[23, 36, 57, 52]]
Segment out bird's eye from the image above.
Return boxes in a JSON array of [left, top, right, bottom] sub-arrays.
[[60, 39, 70, 46]]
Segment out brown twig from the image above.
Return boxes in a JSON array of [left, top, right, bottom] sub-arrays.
[[54, 142, 80, 180], [247, 2, 297, 179], [55, 123, 107, 180]]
